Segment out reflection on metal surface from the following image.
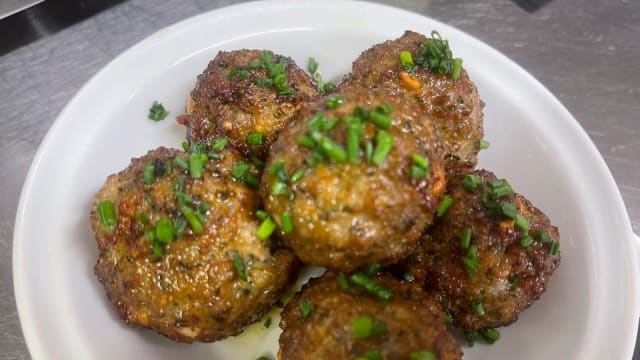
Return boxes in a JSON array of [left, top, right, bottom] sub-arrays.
[[0, 0, 127, 56]]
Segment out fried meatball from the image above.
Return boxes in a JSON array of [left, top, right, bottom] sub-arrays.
[[260, 87, 446, 273], [341, 30, 484, 178], [177, 49, 320, 159], [279, 272, 462, 360], [91, 146, 299, 342], [405, 169, 561, 331]]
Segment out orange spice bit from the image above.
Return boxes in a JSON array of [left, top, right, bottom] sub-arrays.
[[431, 168, 446, 196], [399, 71, 421, 90], [186, 96, 195, 113], [499, 219, 515, 233]]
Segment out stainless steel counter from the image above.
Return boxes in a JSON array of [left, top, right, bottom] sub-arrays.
[[1, 0, 638, 358]]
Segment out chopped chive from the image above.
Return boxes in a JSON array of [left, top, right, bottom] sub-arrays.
[[480, 327, 500, 344], [352, 315, 374, 338], [188, 153, 207, 179], [298, 135, 316, 148], [231, 162, 251, 181], [322, 82, 335, 93], [412, 154, 429, 170], [151, 242, 163, 257], [305, 151, 324, 167], [363, 263, 381, 276], [273, 73, 286, 86], [280, 211, 293, 234], [277, 85, 294, 95], [409, 352, 435, 360], [477, 139, 490, 150], [180, 205, 204, 234], [499, 202, 518, 219], [307, 57, 319, 74], [345, 119, 362, 164], [409, 166, 428, 179], [349, 272, 393, 301], [255, 78, 274, 87], [181, 141, 189, 151], [372, 130, 394, 165], [148, 101, 169, 121], [443, 312, 453, 324], [473, 302, 485, 316], [260, 50, 274, 68], [337, 273, 350, 290], [356, 350, 382, 360], [403, 272, 415, 282], [315, 133, 347, 162], [299, 298, 312, 320], [323, 117, 339, 130], [270, 180, 289, 196], [175, 191, 194, 207], [368, 111, 392, 130], [460, 227, 472, 249], [263, 317, 272, 329], [174, 156, 189, 170], [550, 241, 560, 255], [290, 169, 305, 183], [365, 141, 373, 163], [142, 160, 155, 184], [537, 230, 553, 244], [462, 173, 482, 191], [399, 50, 415, 70], [173, 216, 187, 237], [515, 214, 530, 231], [238, 69, 250, 80], [324, 95, 343, 109], [436, 195, 453, 217], [247, 132, 265, 145], [231, 253, 248, 282], [257, 217, 277, 240], [211, 137, 228, 151], [375, 104, 393, 114], [464, 330, 480, 347], [226, 67, 238, 80], [97, 200, 117, 232], [136, 212, 149, 224], [250, 155, 265, 169], [307, 113, 326, 132], [268, 159, 285, 177], [269, 62, 286, 77], [451, 58, 463, 80], [520, 234, 534, 248], [488, 179, 513, 197], [248, 59, 261, 69], [256, 210, 269, 220], [508, 273, 521, 285], [154, 218, 174, 244]]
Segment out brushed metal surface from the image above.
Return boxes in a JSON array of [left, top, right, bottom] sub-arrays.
[[0, 0, 638, 358]]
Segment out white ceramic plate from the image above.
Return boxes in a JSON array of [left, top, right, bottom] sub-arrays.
[[13, 1, 640, 359]]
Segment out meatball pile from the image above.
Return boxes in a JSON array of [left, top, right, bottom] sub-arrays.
[[90, 30, 561, 356]]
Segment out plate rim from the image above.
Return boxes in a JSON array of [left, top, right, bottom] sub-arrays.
[[12, 0, 640, 358]]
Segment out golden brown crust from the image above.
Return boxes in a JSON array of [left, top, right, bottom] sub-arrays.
[[91, 147, 299, 342], [341, 30, 485, 179], [405, 169, 561, 331], [279, 272, 462, 360], [261, 87, 446, 272], [177, 49, 320, 159]]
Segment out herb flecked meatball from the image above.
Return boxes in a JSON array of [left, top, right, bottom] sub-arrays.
[[341, 30, 485, 178], [91, 146, 299, 343], [178, 49, 320, 160], [260, 87, 446, 273], [279, 272, 462, 360], [404, 169, 561, 331]]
